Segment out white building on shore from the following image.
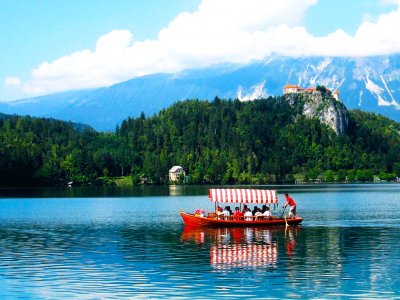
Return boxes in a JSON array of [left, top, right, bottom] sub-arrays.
[[169, 166, 186, 182]]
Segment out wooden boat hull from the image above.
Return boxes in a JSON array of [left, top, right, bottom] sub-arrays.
[[180, 211, 302, 227]]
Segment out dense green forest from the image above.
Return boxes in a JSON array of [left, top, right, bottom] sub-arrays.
[[1, 96, 400, 187]]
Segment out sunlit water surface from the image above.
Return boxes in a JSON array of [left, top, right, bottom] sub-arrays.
[[0, 184, 399, 299]]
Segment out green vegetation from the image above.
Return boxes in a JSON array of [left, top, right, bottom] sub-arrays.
[[0, 116, 129, 186], [1, 96, 400, 187], [114, 176, 134, 187]]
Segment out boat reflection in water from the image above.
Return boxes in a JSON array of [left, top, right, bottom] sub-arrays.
[[181, 227, 299, 270], [211, 239, 277, 270]]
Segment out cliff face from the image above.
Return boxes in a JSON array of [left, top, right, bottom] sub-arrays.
[[284, 91, 349, 135]]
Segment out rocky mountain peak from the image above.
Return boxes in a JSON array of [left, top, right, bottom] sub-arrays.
[[284, 88, 349, 135]]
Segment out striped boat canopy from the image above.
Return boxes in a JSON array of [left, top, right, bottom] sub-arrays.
[[209, 188, 278, 204]]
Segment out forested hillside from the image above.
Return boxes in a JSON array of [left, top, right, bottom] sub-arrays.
[[118, 97, 400, 184], [0, 116, 129, 186], [1, 96, 400, 187]]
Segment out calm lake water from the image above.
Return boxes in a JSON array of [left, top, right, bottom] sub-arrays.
[[0, 184, 399, 299]]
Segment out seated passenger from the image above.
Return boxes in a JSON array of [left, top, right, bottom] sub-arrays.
[[261, 205, 267, 214], [222, 206, 231, 219], [216, 206, 224, 218], [226, 206, 233, 215], [194, 209, 205, 217], [262, 207, 272, 219], [233, 207, 244, 220], [254, 207, 263, 220], [252, 206, 259, 216], [244, 208, 253, 221], [242, 205, 248, 214]]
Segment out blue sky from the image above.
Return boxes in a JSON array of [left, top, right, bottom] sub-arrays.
[[1, 0, 399, 102]]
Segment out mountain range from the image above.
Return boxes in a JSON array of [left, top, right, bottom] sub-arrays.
[[1, 55, 399, 131]]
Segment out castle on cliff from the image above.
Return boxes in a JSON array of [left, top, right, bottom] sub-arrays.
[[283, 84, 340, 101]]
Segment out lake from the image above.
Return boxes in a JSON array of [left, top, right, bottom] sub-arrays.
[[0, 184, 399, 299]]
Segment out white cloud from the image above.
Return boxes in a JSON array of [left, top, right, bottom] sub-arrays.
[[4, 76, 21, 87], [379, 0, 400, 6], [13, 0, 400, 97]]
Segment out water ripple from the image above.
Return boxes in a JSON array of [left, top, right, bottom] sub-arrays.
[[1, 191, 400, 298]]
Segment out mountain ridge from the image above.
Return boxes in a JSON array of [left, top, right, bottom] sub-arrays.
[[1, 55, 399, 131]]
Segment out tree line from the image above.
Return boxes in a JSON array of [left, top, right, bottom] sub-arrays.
[[1, 96, 400, 187]]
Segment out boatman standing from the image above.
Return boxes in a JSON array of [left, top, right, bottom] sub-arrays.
[[284, 193, 297, 219]]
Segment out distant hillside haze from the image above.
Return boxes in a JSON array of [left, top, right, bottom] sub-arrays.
[[1, 55, 399, 131]]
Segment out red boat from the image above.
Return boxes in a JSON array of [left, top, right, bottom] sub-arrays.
[[180, 188, 303, 227]]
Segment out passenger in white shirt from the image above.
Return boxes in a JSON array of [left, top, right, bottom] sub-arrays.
[[222, 206, 231, 219], [244, 208, 253, 221], [262, 207, 272, 219]]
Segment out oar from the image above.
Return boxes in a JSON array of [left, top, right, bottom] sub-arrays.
[[280, 206, 289, 227], [280, 206, 286, 218]]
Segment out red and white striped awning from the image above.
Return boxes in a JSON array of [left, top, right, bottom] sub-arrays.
[[209, 188, 278, 204]]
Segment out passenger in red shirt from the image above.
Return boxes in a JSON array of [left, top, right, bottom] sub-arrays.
[[284, 193, 297, 218], [215, 205, 224, 219], [233, 207, 244, 220]]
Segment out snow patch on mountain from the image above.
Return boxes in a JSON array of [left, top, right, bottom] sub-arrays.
[[365, 72, 391, 106], [317, 58, 332, 71], [237, 81, 267, 101], [291, 59, 340, 92], [336, 77, 346, 90], [309, 75, 318, 87], [380, 75, 400, 109], [297, 64, 311, 87]]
